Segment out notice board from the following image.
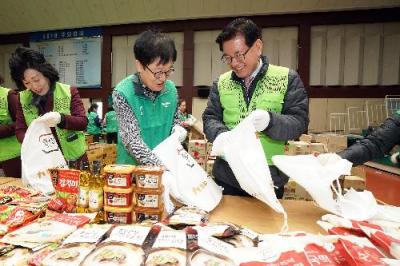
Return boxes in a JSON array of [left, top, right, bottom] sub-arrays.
[[30, 28, 102, 88]]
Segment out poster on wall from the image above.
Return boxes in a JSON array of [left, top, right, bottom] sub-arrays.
[[30, 27, 102, 88]]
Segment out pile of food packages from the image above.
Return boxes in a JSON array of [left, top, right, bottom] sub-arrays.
[[0, 163, 399, 265]]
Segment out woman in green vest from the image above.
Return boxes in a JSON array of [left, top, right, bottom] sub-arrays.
[[9, 47, 88, 167], [87, 103, 102, 142], [103, 106, 118, 144], [113, 29, 187, 165], [0, 74, 21, 177]]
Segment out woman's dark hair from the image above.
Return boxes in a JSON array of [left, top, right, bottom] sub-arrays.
[[178, 98, 186, 106], [88, 103, 98, 113], [134, 29, 177, 66], [9, 47, 59, 91], [216, 18, 262, 51]]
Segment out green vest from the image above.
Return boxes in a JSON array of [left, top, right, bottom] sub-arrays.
[[0, 87, 21, 161], [115, 75, 177, 165], [19, 82, 87, 160], [105, 110, 118, 133], [218, 64, 289, 165], [87, 111, 101, 135]]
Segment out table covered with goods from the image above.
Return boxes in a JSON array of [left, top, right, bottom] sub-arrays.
[[1, 117, 399, 265], [0, 163, 399, 265]]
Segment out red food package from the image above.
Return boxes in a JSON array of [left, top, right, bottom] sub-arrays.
[[55, 169, 80, 213], [339, 238, 387, 266], [47, 198, 67, 213], [5, 207, 37, 229]]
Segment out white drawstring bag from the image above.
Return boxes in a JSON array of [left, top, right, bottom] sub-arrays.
[[272, 154, 380, 221], [153, 132, 222, 212], [214, 117, 287, 231], [21, 119, 67, 194]]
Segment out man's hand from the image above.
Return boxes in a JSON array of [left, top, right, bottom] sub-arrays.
[[249, 110, 270, 131], [210, 131, 230, 157], [38, 112, 61, 127]]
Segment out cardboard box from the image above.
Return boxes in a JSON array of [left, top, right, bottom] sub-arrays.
[[351, 166, 366, 179], [283, 179, 313, 201], [299, 134, 313, 143], [206, 160, 215, 177], [188, 139, 208, 158], [314, 133, 347, 153], [343, 175, 366, 191], [285, 141, 311, 155]]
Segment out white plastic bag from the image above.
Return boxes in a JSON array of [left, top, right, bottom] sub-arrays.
[[215, 117, 287, 231], [153, 133, 222, 212], [272, 154, 381, 221], [21, 118, 67, 194]]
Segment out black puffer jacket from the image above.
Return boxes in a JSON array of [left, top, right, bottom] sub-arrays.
[[202, 56, 309, 189], [338, 112, 400, 165]]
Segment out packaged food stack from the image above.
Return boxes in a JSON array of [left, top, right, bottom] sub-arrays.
[[188, 139, 208, 169], [134, 166, 164, 223], [103, 164, 135, 224]]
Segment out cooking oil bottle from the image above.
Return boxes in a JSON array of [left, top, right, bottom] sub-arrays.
[[88, 160, 104, 221], [77, 161, 90, 213]]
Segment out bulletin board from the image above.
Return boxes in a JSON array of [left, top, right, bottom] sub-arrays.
[[30, 28, 102, 88]]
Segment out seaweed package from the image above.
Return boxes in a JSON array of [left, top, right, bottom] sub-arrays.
[[145, 228, 188, 266], [1, 213, 91, 248], [166, 206, 209, 229], [80, 225, 152, 266], [40, 223, 112, 266], [0, 247, 32, 266], [190, 229, 236, 266]]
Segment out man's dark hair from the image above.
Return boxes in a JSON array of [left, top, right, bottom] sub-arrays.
[[216, 18, 262, 51], [134, 29, 177, 66], [9, 47, 59, 91]]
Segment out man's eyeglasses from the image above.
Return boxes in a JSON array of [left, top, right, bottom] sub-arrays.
[[221, 44, 253, 65], [145, 65, 175, 80]]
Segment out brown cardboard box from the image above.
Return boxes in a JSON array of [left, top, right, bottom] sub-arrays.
[[283, 179, 313, 201], [314, 133, 347, 153], [351, 166, 366, 179], [285, 141, 312, 155], [343, 175, 366, 191], [188, 139, 208, 158], [299, 134, 313, 143], [310, 143, 328, 154]]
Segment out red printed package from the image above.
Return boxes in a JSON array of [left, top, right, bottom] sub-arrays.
[[52, 169, 80, 213], [319, 214, 400, 259]]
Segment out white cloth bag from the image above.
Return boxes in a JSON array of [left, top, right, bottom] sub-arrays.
[[153, 133, 223, 212], [21, 118, 67, 194], [213, 117, 287, 231]]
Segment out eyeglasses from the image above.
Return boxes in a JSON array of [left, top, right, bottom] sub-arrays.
[[221, 44, 253, 65], [145, 65, 175, 80]]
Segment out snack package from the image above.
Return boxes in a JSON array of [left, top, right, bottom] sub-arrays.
[[54, 169, 80, 213], [1, 213, 90, 248], [0, 247, 32, 266], [188, 228, 236, 265], [165, 206, 209, 229], [81, 225, 153, 266], [319, 214, 400, 259], [145, 228, 187, 266]]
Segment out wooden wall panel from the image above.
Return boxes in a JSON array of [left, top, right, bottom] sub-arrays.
[[325, 26, 344, 86], [362, 23, 383, 85], [343, 25, 363, 85]]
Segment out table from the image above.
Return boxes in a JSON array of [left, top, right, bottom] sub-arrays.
[[210, 196, 327, 234], [0, 177, 328, 234]]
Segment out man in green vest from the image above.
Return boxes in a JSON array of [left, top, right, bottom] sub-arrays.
[[103, 106, 118, 144], [0, 75, 21, 177], [203, 18, 309, 199], [113, 30, 187, 165]]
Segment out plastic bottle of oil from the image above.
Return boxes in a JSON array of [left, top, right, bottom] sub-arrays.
[[88, 160, 104, 221], [77, 161, 90, 213]]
